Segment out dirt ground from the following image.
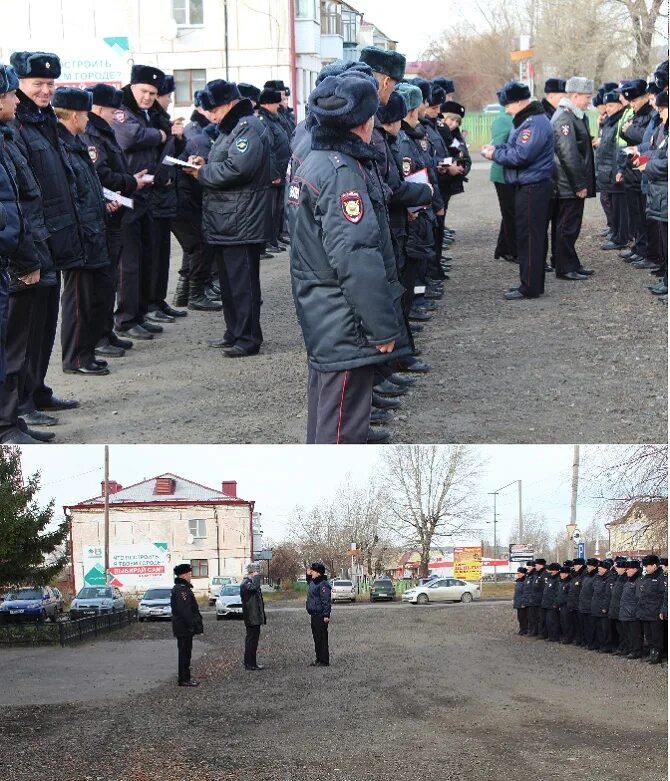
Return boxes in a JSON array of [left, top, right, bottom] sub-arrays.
[[2, 602, 665, 781], [44, 163, 667, 444]]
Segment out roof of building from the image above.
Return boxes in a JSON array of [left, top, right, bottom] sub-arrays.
[[606, 497, 668, 527], [67, 473, 250, 509]]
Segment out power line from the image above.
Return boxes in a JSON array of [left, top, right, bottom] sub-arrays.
[[40, 466, 103, 487]]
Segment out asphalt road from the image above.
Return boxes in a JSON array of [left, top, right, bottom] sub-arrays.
[[41, 164, 666, 444], [2, 602, 665, 781]]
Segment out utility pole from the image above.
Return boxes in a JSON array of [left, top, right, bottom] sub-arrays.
[[570, 445, 580, 527], [517, 480, 523, 540], [104, 445, 110, 583], [493, 492, 498, 583]]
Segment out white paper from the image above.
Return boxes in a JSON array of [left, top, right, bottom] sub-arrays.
[[103, 188, 134, 209], [162, 155, 199, 169], [141, 174, 155, 182], [405, 167, 429, 184]]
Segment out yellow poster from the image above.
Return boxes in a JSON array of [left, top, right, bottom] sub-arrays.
[[453, 546, 482, 582]]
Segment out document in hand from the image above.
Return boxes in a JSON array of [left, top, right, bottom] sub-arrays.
[[102, 188, 134, 209], [405, 167, 430, 213], [163, 155, 199, 168]]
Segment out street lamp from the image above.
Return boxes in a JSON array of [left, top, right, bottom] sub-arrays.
[[488, 480, 522, 583]]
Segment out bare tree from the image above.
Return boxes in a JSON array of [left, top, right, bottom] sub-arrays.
[[265, 542, 303, 586], [379, 445, 484, 578], [505, 511, 553, 559], [612, 0, 667, 74]]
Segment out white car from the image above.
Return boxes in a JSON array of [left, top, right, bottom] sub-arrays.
[[208, 576, 237, 605], [330, 580, 356, 603], [216, 584, 244, 619], [138, 587, 173, 621], [483, 103, 501, 113], [401, 578, 480, 605]]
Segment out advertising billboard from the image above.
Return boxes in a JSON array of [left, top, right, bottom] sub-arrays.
[[453, 546, 483, 581], [83, 543, 168, 590]]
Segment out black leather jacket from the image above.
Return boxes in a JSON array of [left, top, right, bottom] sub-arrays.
[[551, 102, 595, 198], [171, 578, 204, 638]]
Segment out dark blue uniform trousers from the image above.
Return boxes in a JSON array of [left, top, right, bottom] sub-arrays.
[[515, 179, 552, 297], [307, 364, 374, 444], [213, 243, 263, 354]]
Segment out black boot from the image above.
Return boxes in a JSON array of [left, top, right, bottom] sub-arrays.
[[648, 649, 662, 665], [189, 284, 222, 311], [173, 275, 190, 307]]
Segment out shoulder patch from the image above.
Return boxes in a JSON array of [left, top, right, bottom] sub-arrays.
[[288, 181, 301, 204], [88, 145, 98, 163], [235, 136, 249, 153], [419, 138, 429, 151], [519, 128, 532, 144], [402, 157, 412, 176], [560, 124, 570, 136], [340, 190, 364, 223], [113, 110, 125, 124]]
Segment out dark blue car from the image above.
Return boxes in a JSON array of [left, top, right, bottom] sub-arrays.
[[0, 587, 62, 623]]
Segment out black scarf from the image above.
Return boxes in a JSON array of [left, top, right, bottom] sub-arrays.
[[311, 124, 382, 164], [512, 100, 546, 128]]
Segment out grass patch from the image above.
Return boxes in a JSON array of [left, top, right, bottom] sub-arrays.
[[481, 582, 514, 599]]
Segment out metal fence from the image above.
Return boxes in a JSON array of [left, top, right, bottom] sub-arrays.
[[0, 609, 138, 647]]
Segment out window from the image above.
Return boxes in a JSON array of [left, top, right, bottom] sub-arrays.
[[174, 69, 207, 106], [188, 518, 207, 538], [172, 0, 204, 26], [190, 559, 209, 578], [296, 0, 318, 18], [342, 8, 359, 45], [320, 0, 342, 36]]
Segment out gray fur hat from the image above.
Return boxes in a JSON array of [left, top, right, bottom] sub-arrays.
[[565, 76, 594, 94]]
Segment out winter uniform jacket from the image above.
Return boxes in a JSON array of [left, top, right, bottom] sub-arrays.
[[490, 109, 513, 185], [541, 98, 556, 120], [240, 574, 267, 627], [258, 107, 291, 183], [551, 100, 595, 198], [521, 569, 536, 607], [662, 572, 668, 618], [288, 117, 313, 189], [0, 123, 50, 291], [595, 108, 627, 194], [590, 571, 611, 617], [567, 566, 585, 611], [608, 572, 627, 619], [306, 574, 332, 617], [0, 142, 22, 267], [645, 120, 668, 223], [556, 577, 571, 608], [513, 576, 526, 608], [540, 572, 561, 609], [618, 572, 641, 622], [198, 99, 273, 246], [492, 101, 555, 185], [635, 567, 666, 621], [288, 127, 411, 372], [171, 577, 204, 637], [399, 121, 443, 212], [529, 566, 550, 607], [184, 110, 211, 142], [578, 568, 598, 614], [618, 102, 654, 191], [149, 101, 183, 220], [433, 120, 471, 197], [13, 91, 83, 268], [277, 105, 296, 139], [175, 125, 216, 217]]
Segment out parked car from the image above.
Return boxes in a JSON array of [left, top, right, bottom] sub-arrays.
[[138, 587, 173, 621], [208, 576, 238, 605], [52, 587, 65, 614], [330, 580, 356, 603], [0, 586, 62, 623], [483, 103, 501, 113], [370, 578, 396, 602], [402, 578, 480, 605], [418, 575, 439, 586], [69, 586, 126, 620], [216, 584, 244, 620]]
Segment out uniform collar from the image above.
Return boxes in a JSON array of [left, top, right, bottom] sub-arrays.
[[558, 96, 584, 119]]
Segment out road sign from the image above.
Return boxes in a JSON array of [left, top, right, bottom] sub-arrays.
[[577, 542, 585, 559], [509, 543, 534, 562], [572, 529, 582, 542], [254, 549, 273, 561]]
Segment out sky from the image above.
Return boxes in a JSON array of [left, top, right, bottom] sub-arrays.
[[17, 444, 622, 548]]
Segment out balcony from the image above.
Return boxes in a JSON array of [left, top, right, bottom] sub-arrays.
[[295, 18, 321, 56], [320, 33, 344, 62]]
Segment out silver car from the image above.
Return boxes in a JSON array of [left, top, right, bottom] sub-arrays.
[[216, 584, 244, 620], [138, 587, 173, 621], [401, 578, 481, 605], [69, 586, 126, 619], [330, 579, 356, 603]]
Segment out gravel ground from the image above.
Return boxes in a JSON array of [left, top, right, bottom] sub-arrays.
[[2, 602, 665, 781], [41, 163, 667, 445]]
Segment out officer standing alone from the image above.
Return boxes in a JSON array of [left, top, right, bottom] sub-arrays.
[[171, 562, 204, 687], [306, 562, 332, 667]]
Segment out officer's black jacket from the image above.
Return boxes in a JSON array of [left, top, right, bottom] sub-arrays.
[[0, 122, 54, 292], [306, 574, 332, 617], [590, 571, 611, 617], [258, 107, 291, 182], [645, 120, 667, 223], [635, 567, 665, 621], [618, 571, 641, 622], [608, 572, 627, 619], [240, 573, 267, 627], [551, 103, 596, 198], [662, 572, 667, 618], [184, 110, 210, 142], [619, 102, 654, 191], [513, 576, 526, 608], [521, 570, 536, 607], [595, 108, 626, 194], [171, 577, 204, 638], [555, 577, 570, 608], [13, 91, 83, 268], [399, 121, 443, 211], [540, 572, 561, 609], [541, 98, 556, 120], [149, 101, 183, 220], [0, 139, 22, 268], [431, 118, 471, 197], [176, 125, 215, 216], [578, 568, 598, 613], [199, 99, 273, 246], [57, 124, 110, 270], [529, 566, 550, 607], [278, 105, 296, 139], [420, 116, 448, 185], [288, 126, 411, 372], [567, 566, 585, 611]]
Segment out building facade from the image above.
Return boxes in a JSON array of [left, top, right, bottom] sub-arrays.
[[2, 0, 398, 120], [65, 473, 257, 593], [606, 498, 668, 558]]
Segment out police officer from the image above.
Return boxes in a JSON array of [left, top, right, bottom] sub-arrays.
[[660, 557, 668, 661], [596, 91, 629, 251], [643, 90, 668, 298], [481, 81, 554, 300], [306, 562, 331, 666], [551, 77, 596, 280], [609, 557, 629, 654], [513, 566, 528, 634], [567, 557, 586, 645], [541, 562, 562, 641], [240, 562, 266, 671], [83, 83, 148, 358], [619, 559, 643, 659], [521, 559, 536, 634], [0, 63, 53, 444], [112, 63, 167, 340], [188, 79, 272, 358], [53, 87, 115, 376], [11, 50, 80, 418], [590, 558, 613, 651], [542, 78, 566, 119], [556, 565, 572, 642], [184, 89, 210, 142], [288, 74, 411, 443], [490, 103, 517, 262], [529, 557, 550, 638], [636, 554, 665, 664], [170, 562, 203, 686], [579, 557, 599, 649]]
